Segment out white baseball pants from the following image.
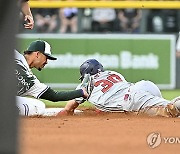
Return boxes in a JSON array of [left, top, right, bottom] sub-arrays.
[[16, 96, 45, 116]]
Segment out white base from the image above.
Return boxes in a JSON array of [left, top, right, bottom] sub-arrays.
[[43, 108, 83, 116]]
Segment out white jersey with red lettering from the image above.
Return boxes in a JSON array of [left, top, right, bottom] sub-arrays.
[[76, 70, 170, 112]]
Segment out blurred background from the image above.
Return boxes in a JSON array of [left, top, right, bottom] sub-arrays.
[[17, 0, 180, 91], [19, 0, 180, 34]]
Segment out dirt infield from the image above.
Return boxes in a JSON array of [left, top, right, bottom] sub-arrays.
[[19, 111, 180, 154]]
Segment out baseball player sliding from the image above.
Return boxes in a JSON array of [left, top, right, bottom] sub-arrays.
[[62, 59, 180, 117], [15, 40, 88, 116]]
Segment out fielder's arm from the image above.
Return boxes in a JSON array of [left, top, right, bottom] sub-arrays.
[[39, 87, 88, 102], [21, 0, 34, 29]]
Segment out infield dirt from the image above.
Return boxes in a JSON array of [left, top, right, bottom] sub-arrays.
[[19, 110, 180, 154]]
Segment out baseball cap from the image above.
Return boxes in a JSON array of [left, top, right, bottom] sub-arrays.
[[27, 40, 57, 60]]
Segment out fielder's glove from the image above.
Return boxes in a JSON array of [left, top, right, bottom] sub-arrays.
[[79, 74, 94, 96]]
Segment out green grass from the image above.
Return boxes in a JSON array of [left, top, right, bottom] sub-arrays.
[[43, 89, 180, 108], [161, 89, 180, 100]]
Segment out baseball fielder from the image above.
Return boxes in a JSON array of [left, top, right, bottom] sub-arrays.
[[63, 59, 180, 117], [15, 40, 88, 116]]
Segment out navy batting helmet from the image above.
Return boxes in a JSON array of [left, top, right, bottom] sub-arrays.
[[79, 59, 104, 81]]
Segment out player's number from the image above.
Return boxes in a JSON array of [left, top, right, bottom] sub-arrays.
[[94, 74, 122, 93]]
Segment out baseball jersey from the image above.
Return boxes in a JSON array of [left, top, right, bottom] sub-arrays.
[[76, 71, 132, 111], [76, 70, 170, 112], [15, 50, 48, 98]]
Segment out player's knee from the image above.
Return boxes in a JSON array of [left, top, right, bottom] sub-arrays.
[[32, 99, 46, 116], [16, 96, 45, 116]]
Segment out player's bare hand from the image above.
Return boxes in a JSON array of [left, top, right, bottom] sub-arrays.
[[57, 109, 74, 116], [24, 15, 34, 29]]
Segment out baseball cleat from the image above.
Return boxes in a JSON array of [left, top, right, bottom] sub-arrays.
[[171, 96, 180, 112], [167, 97, 180, 117]]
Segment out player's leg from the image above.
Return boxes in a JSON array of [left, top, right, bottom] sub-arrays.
[[16, 96, 45, 116], [140, 94, 180, 118], [139, 103, 180, 118], [128, 90, 168, 116], [130, 91, 180, 117], [133, 80, 162, 97]]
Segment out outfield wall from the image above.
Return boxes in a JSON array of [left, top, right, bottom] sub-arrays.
[[29, 0, 180, 9], [17, 34, 176, 89]]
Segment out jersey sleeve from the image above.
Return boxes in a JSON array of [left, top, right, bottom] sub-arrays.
[[22, 80, 48, 99], [39, 87, 85, 102]]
